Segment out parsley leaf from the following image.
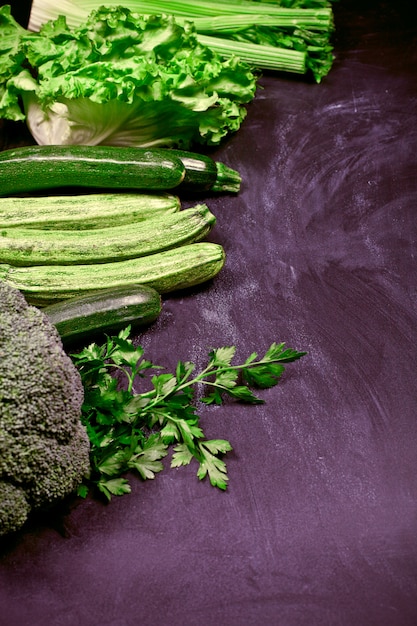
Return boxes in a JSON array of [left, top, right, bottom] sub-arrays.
[[171, 443, 194, 468], [97, 477, 132, 501], [128, 435, 168, 480], [196, 441, 233, 491]]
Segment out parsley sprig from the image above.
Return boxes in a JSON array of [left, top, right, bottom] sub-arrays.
[[72, 327, 306, 499]]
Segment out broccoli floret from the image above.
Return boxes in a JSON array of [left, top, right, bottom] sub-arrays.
[[0, 280, 91, 536]]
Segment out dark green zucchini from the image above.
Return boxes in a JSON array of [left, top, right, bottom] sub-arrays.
[[167, 149, 242, 193], [43, 284, 162, 344], [0, 145, 186, 196]]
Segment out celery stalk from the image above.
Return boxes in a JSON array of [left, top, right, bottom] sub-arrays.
[[28, 0, 333, 30], [189, 12, 334, 33], [198, 35, 306, 73]]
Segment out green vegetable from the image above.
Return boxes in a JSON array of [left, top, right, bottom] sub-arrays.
[[0, 192, 181, 230], [0, 144, 242, 196], [44, 284, 162, 344], [72, 326, 306, 497], [0, 279, 91, 536], [168, 149, 241, 193], [0, 241, 226, 306], [26, 0, 336, 81], [0, 203, 216, 266], [72, 328, 306, 500], [0, 5, 257, 148], [0, 145, 187, 196]]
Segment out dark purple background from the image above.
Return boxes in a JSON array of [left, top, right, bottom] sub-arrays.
[[1, 1, 416, 624]]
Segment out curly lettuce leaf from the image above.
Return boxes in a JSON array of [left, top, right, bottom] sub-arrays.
[[0, 5, 257, 148], [0, 5, 29, 121]]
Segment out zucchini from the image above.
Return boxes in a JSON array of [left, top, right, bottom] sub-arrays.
[[168, 149, 242, 193], [0, 242, 226, 306], [0, 203, 216, 266], [44, 284, 162, 344], [0, 145, 186, 196], [0, 192, 180, 230]]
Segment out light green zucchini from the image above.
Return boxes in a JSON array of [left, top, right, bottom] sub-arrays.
[[0, 193, 180, 230], [0, 204, 215, 266], [0, 242, 226, 306]]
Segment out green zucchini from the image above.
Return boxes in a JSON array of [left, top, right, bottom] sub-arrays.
[[0, 192, 180, 230], [168, 149, 242, 193], [44, 284, 162, 344], [0, 145, 186, 196], [0, 203, 215, 266], [0, 242, 226, 306]]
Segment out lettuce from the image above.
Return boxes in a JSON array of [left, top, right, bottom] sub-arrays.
[[0, 4, 257, 148]]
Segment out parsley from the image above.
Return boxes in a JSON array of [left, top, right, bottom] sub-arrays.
[[71, 327, 306, 498]]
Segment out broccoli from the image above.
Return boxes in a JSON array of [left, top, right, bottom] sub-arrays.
[[0, 280, 91, 536]]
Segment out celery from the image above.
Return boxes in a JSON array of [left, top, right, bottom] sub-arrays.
[[198, 35, 306, 74], [28, 0, 335, 82], [29, 0, 335, 23], [189, 12, 333, 33]]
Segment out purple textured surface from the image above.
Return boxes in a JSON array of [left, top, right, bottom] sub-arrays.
[[1, 1, 417, 625]]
